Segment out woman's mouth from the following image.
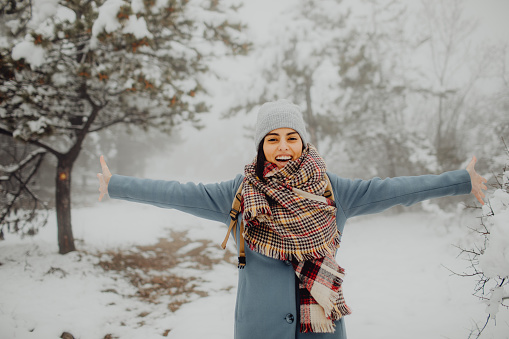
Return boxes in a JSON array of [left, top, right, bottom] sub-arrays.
[[275, 155, 292, 164]]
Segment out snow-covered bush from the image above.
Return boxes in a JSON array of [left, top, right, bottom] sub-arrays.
[[460, 149, 509, 337], [479, 172, 509, 308]]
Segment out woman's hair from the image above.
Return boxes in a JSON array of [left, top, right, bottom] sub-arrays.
[[255, 139, 266, 180]]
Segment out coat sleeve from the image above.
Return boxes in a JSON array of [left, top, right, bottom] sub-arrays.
[[107, 174, 244, 225], [329, 169, 472, 219]]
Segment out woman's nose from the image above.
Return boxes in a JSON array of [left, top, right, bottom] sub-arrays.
[[278, 140, 289, 150]]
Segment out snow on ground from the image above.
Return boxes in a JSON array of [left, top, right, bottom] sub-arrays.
[[340, 212, 508, 339], [0, 201, 238, 339], [1, 199, 508, 339]]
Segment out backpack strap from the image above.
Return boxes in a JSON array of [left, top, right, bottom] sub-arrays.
[[221, 183, 245, 268], [324, 173, 334, 201], [220, 174, 334, 269]]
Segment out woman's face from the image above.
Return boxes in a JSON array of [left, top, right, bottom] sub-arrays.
[[263, 128, 303, 169]]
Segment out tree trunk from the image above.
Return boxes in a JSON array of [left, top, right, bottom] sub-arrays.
[[53, 88, 100, 254], [56, 157, 76, 254]]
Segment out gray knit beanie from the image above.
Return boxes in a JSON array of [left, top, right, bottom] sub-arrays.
[[254, 99, 308, 148]]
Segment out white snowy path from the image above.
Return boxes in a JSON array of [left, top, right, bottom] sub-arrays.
[[0, 202, 507, 339]]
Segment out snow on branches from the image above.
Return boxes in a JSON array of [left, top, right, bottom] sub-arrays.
[[0, 145, 48, 239], [458, 144, 509, 337], [478, 168, 509, 318]]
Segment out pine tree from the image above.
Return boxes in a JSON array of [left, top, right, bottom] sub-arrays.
[[332, 0, 438, 178], [227, 0, 350, 146], [0, 0, 250, 253]]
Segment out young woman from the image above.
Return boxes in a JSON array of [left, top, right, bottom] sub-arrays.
[[97, 99, 487, 339]]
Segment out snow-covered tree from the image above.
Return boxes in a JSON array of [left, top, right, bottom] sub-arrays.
[[411, 0, 504, 172], [330, 0, 439, 178], [228, 0, 352, 148], [0, 0, 250, 253], [227, 0, 438, 178]]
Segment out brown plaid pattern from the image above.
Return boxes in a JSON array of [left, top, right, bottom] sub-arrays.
[[242, 145, 350, 333], [243, 145, 340, 261]]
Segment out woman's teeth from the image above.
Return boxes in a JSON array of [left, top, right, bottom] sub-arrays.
[[276, 156, 292, 161]]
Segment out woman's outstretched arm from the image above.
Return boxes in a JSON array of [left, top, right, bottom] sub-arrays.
[[96, 155, 242, 224], [331, 156, 487, 219]]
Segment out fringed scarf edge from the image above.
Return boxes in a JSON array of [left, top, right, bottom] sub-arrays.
[[243, 232, 341, 262]]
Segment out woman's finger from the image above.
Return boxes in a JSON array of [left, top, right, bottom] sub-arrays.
[[100, 155, 112, 181], [97, 173, 106, 201]]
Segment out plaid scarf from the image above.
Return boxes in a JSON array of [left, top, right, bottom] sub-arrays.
[[292, 256, 352, 333], [242, 145, 351, 333]]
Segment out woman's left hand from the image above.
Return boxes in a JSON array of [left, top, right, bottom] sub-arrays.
[[97, 155, 112, 202], [466, 156, 488, 205]]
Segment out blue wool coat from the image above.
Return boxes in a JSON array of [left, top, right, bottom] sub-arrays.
[[108, 169, 472, 339]]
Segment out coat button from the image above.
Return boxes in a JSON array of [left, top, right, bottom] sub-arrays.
[[285, 313, 294, 324], [285, 260, 292, 266]]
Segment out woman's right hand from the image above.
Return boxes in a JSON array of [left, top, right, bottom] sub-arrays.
[[97, 155, 112, 202], [466, 156, 487, 205]]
